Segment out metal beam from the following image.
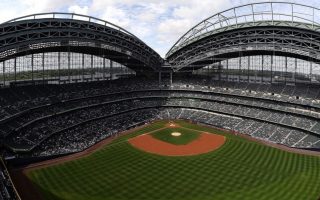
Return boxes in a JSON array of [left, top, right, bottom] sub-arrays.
[[0, 17, 163, 72], [167, 2, 320, 58], [168, 26, 320, 71]]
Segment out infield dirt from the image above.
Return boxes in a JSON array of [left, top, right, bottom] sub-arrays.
[[129, 130, 226, 156]]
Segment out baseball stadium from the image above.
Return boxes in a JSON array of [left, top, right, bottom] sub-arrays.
[[0, 1, 320, 200]]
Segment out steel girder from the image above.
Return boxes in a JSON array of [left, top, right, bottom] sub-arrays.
[[167, 26, 320, 71], [0, 17, 163, 72], [166, 2, 320, 58]]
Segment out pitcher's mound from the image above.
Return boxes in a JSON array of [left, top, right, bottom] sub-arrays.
[[129, 132, 226, 156], [171, 132, 181, 137]]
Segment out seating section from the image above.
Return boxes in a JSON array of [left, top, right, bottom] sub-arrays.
[[30, 107, 320, 156], [1, 76, 320, 158]]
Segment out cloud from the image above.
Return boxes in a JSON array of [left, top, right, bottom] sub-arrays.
[[157, 18, 193, 45], [0, 0, 76, 22], [85, 0, 235, 56], [68, 5, 89, 15], [135, 3, 168, 22], [17, 0, 76, 14], [0, 0, 319, 57], [99, 5, 131, 29]]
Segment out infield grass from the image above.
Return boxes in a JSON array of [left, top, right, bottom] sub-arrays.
[[151, 127, 200, 145], [26, 120, 320, 200]]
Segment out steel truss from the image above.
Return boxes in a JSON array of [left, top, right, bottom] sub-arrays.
[[0, 13, 163, 72], [167, 2, 320, 58], [168, 26, 320, 72]]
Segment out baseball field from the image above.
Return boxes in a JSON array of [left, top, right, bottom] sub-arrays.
[[15, 120, 320, 200]]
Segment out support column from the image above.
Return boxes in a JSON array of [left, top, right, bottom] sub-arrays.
[[3, 61, 5, 86], [31, 54, 34, 82], [103, 57, 106, 80], [121, 64, 123, 77], [158, 71, 162, 85], [91, 54, 93, 81], [110, 60, 113, 80], [261, 55, 264, 83], [58, 52, 60, 84], [14, 57, 16, 83], [170, 71, 172, 85], [219, 61, 221, 81], [42, 52, 45, 83], [68, 51, 71, 83], [247, 56, 250, 82], [310, 61, 312, 83], [226, 59, 229, 81], [238, 57, 242, 82], [82, 53, 85, 81], [271, 55, 273, 84], [285, 56, 288, 84], [294, 58, 297, 85], [238, 57, 241, 82]]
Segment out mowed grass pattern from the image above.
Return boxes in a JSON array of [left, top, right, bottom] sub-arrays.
[[151, 127, 200, 145], [27, 120, 320, 200]]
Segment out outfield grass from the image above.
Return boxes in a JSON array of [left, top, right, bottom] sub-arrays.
[[151, 127, 200, 145], [27, 120, 320, 200]]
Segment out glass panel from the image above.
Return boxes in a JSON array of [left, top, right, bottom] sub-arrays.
[[4, 59, 15, 84]]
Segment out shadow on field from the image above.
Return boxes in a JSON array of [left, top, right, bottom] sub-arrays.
[[10, 169, 65, 200], [34, 184, 66, 200]]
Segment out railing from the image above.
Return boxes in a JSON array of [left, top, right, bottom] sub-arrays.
[[2, 12, 137, 38]]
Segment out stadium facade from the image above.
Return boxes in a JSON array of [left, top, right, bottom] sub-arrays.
[[1, 3, 320, 86], [1, 2, 320, 200]]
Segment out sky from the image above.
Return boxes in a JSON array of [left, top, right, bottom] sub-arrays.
[[0, 0, 319, 58]]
